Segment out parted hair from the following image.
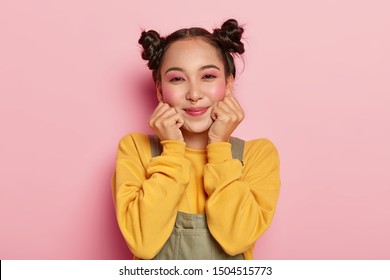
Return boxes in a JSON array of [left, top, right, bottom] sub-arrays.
[[138, 19, 245, 82]]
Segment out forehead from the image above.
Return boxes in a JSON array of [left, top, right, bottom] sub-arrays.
[[161, 37, 224, 70]]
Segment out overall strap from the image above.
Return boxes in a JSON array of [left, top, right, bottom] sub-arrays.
[[148, 135, 245, 162], [229, 136, 245, 163], [148, 134, 162, 158]]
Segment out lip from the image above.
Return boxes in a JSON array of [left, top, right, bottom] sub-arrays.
[[184, 107, 209, 116]]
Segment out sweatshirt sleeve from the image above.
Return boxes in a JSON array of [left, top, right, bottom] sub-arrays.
[[204, 139, 281, 256], [112, 133, 191, 259]]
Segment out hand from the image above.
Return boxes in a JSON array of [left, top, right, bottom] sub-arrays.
[[149, 102, 184, 141], [208, 94, 245, 143]]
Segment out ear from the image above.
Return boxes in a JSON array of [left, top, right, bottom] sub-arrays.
[[225, 74, 235, 96], [156, 81, 163, 102]]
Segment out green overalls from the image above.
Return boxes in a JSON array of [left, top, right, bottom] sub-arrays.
[[148, 135, 245, 260]]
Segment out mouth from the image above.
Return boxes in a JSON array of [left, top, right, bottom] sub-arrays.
[[184, 107, 209, 116]]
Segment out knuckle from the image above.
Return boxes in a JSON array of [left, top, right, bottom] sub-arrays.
[[154, 120, 163, 128], [162, 119, 170, 127]]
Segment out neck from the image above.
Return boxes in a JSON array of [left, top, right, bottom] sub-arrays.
[[181, 129, 209, 150]]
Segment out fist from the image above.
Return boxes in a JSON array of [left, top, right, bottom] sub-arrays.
[[149, 102, 184, 141], [208, 94, 245, 143]]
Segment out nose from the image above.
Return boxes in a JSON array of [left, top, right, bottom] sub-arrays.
[[186, 81, 203, 103]]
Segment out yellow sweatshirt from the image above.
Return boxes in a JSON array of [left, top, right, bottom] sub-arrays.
[[112, 132, 280, 260]]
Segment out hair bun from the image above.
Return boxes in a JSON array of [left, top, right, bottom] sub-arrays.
[[213, 19, 245, 54], [138, 30, 165, 70]]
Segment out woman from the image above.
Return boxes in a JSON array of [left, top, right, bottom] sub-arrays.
[[112, 19, 281, 260]]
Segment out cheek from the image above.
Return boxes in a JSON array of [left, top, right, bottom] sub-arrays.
[[161, 86, 180, 106], [206, 81, 227, 102]]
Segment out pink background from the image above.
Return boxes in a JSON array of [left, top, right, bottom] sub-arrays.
[[1, 0, 389, 259]]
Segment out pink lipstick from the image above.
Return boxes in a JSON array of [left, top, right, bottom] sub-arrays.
[[184, 107, 208, 116]]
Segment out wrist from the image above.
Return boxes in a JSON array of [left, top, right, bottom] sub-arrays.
[[206, 142, 232, 163], [208, 136, 229, 144], [161, 140, 186, 157]]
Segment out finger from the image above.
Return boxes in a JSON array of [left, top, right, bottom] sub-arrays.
[[221, 96, 238, 111], [153, 101, 165, 114], [210, 105, 219, 121], [150, 102, 166, 119], [225, 85, 234, 97], [223, 95, 245, 118], [150, 102, 172, 122], [210, 102, 219, 120], [216, 100, 235, 115], [218, 100, 244, 124], [175, 115, 185, 128], [153, 108, 178, 126], [159, 113, 184, 129], [228, 95, 243, 111], [150, 103, 171, 128], [211, 102, 231, 121]]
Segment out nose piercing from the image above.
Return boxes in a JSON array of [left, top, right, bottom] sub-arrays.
[[190, 100, 197, 105]]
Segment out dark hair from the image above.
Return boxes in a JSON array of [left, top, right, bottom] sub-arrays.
[[138, 19, 245, 82]]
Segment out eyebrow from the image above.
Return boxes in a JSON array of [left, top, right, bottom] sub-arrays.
[[165, 67, 184, 74], [165, 64, 221, 74], [200, 64, 221, 71]]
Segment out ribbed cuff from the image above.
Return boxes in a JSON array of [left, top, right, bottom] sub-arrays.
[[206, 142, 232, 163], [161, 140, 186, 157]]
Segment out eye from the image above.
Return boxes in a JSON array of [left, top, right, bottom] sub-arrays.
[[169, 77, 185, 82], [202, 74, 216, 80]]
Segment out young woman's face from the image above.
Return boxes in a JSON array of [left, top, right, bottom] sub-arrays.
[[157, 37, 233, 134]]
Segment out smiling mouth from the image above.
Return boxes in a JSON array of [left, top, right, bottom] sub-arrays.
[[184, 107, 209, 116]]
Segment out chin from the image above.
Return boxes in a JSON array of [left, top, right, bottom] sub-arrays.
[[182, 119, 213, 134]]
